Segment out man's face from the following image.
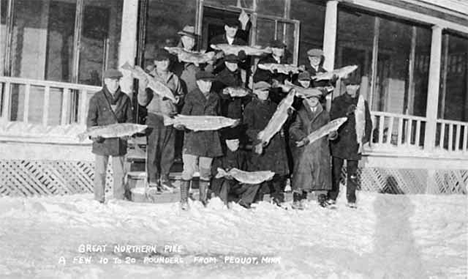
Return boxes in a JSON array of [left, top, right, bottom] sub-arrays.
[[298, 79, 310, 88], [225, 61, 238, 72], [181, 35, 195, 50], [346, 84, 360, 97], [305, 96, 320, 108], [308, 56, 321, 67], [225, 25, 238, 39], [104, 78, 120, 93], [226, 139, 240, 152], [271, 47, 285, 58], [255, 89, 269, 101], [154, 59, 170, 71], [197, 79, 212, 92]]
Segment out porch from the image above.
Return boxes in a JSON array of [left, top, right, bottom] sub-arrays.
[[0, 77, 466, 197]]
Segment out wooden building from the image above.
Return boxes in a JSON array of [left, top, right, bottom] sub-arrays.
[[0, 0, 467, 196]]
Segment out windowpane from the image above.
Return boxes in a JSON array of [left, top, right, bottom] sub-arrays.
[[256, 0, 285, 17]]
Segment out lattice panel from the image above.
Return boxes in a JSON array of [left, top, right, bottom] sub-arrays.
[[0, 160, 113, 197]]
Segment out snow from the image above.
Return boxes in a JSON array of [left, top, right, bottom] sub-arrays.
[[0, 191, 466, 278]]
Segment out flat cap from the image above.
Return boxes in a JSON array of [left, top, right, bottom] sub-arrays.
[[224, 18, 240, 28], [298, 71, 311, 81], [224, 54, 240, 63], [269, 39, 286, 48], [103, 69, 123, 79], [153, 49, 172, 61], [253, 81, 271, 91], [307, 48, 324, 57], [342, 75, 361, 85], [195, 71, 216, 81]]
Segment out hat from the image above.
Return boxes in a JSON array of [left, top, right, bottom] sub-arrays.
[[195, 71, 216, 81], [224, 18, 240, 28], [298, 72, 311, 81], [153, 49, 171, 61], [307, 48, 323, 57], [224, 54, 240, 63], [269, 39, 286, 48], [342, 75, 361, 85], [103, 69, 123, 79], [178, 25, 198, 38], [253, 81, 271, 91]]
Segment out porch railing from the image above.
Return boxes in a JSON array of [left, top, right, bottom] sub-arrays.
[[435, 119, 468, 153], [0, 76, 100, 126]]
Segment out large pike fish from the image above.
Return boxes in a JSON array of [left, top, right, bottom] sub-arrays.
[[163, 115, 239, 131], [298, 117, 347, 147], [222, 86, 252, 97], [210, 44, 272, 56], [78, 123, 148, 142], [121, 62, 176, 102], [216, 168, 275, 184], [312, 65, 358, 81], [164, 47, 215, 66], [257, 63, 305, 75], [280, 80, 323, 99], [257, 89, 295, 146], [355, 95, 366, 153]]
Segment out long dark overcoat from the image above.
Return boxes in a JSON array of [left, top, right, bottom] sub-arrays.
[[87, 87, 134, 156], [243, 98, 289, 176], [181, 88, 223, 158], [329, 92, 372, 160], [289, 103, 332, 191]]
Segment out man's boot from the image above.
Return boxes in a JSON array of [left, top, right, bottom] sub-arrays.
[[291, 191, 304, 210], [180, 179, 190, 210], [199, 180, 209, 206]]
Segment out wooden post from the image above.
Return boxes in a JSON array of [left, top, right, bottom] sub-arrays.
[[424, 25, 443, 152], [118, 0, 139, 95], [323, 0, 338, 111]]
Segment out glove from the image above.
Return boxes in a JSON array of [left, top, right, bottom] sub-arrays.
[[174, 124, 187, 131], [328, 131, 338, 141], [237, 50, 247, 61], [91, 136, 105, 143], [296, 137, 310, 147], [346, 104, 357, 115]]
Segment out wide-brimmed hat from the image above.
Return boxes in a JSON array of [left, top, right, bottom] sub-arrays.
[[195, 71, 216, 81], [103, 69, 123, 79], [177, 25, 198, 38], [269, 39, 286, 48], [307, 48, 324, 57]]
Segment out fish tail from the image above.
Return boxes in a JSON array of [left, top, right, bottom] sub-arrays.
[[216, 168, 227, 179]]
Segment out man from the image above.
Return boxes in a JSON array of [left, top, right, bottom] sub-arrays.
[[328, 76, 372, 208], [243, 81, 290, 206], [87, 69, 134, 203], [138, 49, 184, 193], [179, 71, 223, 210], [210, 128, 260, 208], [305, 48, 337, 97], [173, 25, 201, 96]]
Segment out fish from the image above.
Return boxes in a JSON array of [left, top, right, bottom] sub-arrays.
[[257, 89, 295, 146], [216, 168, 275, 184], [281, 80, 323, 99], [164, 47, 215, 66], [210, 44, 272, 56], [312, 65, 358, 81], [355, 95, 366, 153], [121, 62, 176, 102], [222, 87, 252, 97], [78, 123, 148, 142], [257, 63, 305, 75], [163, 115, 239, 131], [300, 117, 347, 146]]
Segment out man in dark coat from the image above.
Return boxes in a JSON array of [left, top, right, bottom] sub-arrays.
[[289, 93, 334, 209], [328, 76, 372, 208], [87, 69, 134, 203], [305, 48, 337, 100], [244, 81, 290, 206], [178, 71, 223, 210], [210, 128, 260, 208]]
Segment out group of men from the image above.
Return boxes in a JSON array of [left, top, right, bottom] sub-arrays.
[[86, 17, 372, 211]]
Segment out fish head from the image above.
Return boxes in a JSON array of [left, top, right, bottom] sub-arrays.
[[210, 44, 220, 51]]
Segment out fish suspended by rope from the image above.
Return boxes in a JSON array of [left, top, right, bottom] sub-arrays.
[[312, 65, 358, 81], [121, 62, 176, 102], [216, 168, 275, 184], [164, 47, 216, 66], [78, 123, 148, 142], [163, 115, 239, 131], [297, 117, 347, 147]]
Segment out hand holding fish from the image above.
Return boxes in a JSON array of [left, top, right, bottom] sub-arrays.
[[328, 131, 338, 140], [91, 136, 105, 143], [346, 104, 357, 116], [254, 143, 263, 154], [296, 137, 310, 147]]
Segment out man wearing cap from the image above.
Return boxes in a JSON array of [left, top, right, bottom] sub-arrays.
[[210, 128, 260, 208], [305, 48, 337, 95], [178, 71, 223, 209], [138, 49, 184, 194], [173, 25, 201, 95], [243, 81, 290, 206], [328, 76, 372, 209], [289, 91, 334, 210], [87, 69, 134, 203]]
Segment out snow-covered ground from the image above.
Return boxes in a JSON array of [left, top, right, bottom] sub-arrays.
[[0, 191, 466, 279]]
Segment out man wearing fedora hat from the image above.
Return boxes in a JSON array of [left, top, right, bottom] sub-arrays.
[[87, 69, 134, 203], [173, 25, 201, 95]]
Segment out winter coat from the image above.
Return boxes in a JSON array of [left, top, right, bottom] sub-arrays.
[[306, 65, 334, 93], [87, 87, 134, 156], [137, 70, 184, 116], [243, 98, 289, 175], [212, 67, 249, 120], [289, 102, 332, 191], [329, 92, 372, 160], [181, 88, 223, 158], [173, 60, 201, 98]]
